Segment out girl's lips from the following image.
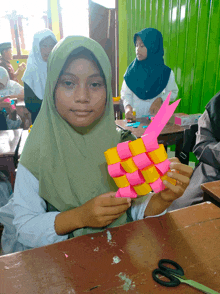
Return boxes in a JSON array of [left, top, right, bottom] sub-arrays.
[[72, 110, 92, 116]]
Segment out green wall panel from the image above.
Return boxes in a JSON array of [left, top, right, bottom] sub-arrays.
[[118, 0, 220, 114]]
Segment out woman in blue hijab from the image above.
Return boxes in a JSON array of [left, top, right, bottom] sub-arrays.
[[121, 28, 178, 119]]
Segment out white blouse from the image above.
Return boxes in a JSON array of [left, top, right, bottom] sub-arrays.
[[0, 164, 166, 254], [121, 70, 178, 118]]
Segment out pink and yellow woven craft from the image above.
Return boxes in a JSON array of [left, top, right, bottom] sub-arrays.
[[104, 92, 180, 198]]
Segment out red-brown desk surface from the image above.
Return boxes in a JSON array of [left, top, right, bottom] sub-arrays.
[[0, 202, 220, 293], [201, 180, 220, 206]]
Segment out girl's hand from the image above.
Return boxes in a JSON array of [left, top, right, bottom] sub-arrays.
[[159, 157, 193, 203], [149, 97, 163, 115], [79, 192, 131, 228], [144, 157, 193, 217], [125, 105, 134, 120]]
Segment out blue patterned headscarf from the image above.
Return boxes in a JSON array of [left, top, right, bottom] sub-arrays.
[[124, 28, 171, 100]]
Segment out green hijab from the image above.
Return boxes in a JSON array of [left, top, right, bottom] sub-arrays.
[[20, 36, 131, 237]]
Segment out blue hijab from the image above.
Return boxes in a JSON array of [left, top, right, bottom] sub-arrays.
[[124, 28, 171, 100]]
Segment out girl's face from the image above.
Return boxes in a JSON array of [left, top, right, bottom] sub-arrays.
[[55, 57, 107, 131], [40, 36, 57, 62], [135, 36, 147, 61]]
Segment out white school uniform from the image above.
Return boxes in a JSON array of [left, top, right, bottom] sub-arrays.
[[0, 164, 166, 254], [121, 70, 178, 118]]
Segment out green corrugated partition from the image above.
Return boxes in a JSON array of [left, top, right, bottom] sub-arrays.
[[118, 0, 220, 114]]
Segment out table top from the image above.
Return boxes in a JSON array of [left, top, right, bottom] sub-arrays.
[[116, 118, 186, 138], [0, 129, 22, 157], [16, 101, 25, 107], [1, 202, 220, 294], [201, 180, 220, 203], [18, 130, 29, 157]]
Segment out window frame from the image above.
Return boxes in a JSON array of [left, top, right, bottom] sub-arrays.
[[3, 9, 49, 60]]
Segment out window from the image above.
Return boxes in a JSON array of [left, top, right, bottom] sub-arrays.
[[0, 0, 48, 58], [59, 0, 89, 38]]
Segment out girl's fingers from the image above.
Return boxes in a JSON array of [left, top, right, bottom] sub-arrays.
[[169, 157, 179, 163], [169, 161, 193, 177], [102, 203, 131, 216], [101, 193, 131, 207], [163, 180, 184, 196], [167, 171, 190, 186]]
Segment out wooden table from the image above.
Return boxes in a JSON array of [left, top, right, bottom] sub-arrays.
[[0, 129, 22, 188], [113, 100, 122, 119], [18, 129, 29, 158], [116, 118, 187, 158], [201, 180, 220, 208], [0, 202, 220, 293]]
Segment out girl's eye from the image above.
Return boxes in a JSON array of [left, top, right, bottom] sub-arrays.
[[65, 81, 73, 86], [61, 80, 75, 88], [90, 82, 102, 88]]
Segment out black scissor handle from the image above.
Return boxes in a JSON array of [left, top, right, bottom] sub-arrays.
[[159, 259, 184, 276], [152, 268, 181, 287]]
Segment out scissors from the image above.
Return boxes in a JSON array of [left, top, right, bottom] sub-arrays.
[[152, 259, 219, 294]]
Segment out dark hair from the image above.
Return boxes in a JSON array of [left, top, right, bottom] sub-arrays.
[[59, 47, 106, 84]]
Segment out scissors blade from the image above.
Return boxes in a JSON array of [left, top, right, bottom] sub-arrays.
[[179, 278, 219, 294]]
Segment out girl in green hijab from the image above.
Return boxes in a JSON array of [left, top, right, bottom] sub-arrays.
[[0, 36, 192, 253]]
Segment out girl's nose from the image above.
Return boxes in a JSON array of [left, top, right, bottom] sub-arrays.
[[75, 85, 90, 103]]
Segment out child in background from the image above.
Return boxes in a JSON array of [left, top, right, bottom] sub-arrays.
[[22, 29, 57, 124], [0, 66, 24, 129], [0, 36, 192, 254], [121, 28, 178, 120]]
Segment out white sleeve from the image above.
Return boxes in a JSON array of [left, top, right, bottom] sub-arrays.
[[13, 164, 68, 248], [120, 80, 133, 109], [161, 70, 179, 102], [10, 82, 24, 96], [131, 193, 167, 220]]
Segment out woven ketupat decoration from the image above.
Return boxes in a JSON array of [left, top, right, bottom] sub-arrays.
[[104, 92, 181, 198]]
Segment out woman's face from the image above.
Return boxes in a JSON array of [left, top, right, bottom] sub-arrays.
[[40, 36, 57, 62], [55, 57, 107, 131], [2, 48, 13, 61], [135, 36, 147, 61]]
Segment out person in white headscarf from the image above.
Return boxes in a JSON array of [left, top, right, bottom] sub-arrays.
[[0, 66, 23, 129], [22, 29, 57, 124]]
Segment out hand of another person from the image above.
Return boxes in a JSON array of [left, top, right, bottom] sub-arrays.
[[0, 101, 12, 113], [125, 105, 134, 120], [79, 191, 131, 228], [159, 157, 193, 203], [0, 96, 10, 102], [149, 97, 163, 115], [18, 62, 26, 71]]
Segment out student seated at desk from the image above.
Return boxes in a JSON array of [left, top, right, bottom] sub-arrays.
[[0, 66, 23, 130], [0, 42, 26, 82], [121, 28, 178, 120], [22, 29, 57, 124], [168, 90, 220, 211], [0, 36, 192, 254]]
